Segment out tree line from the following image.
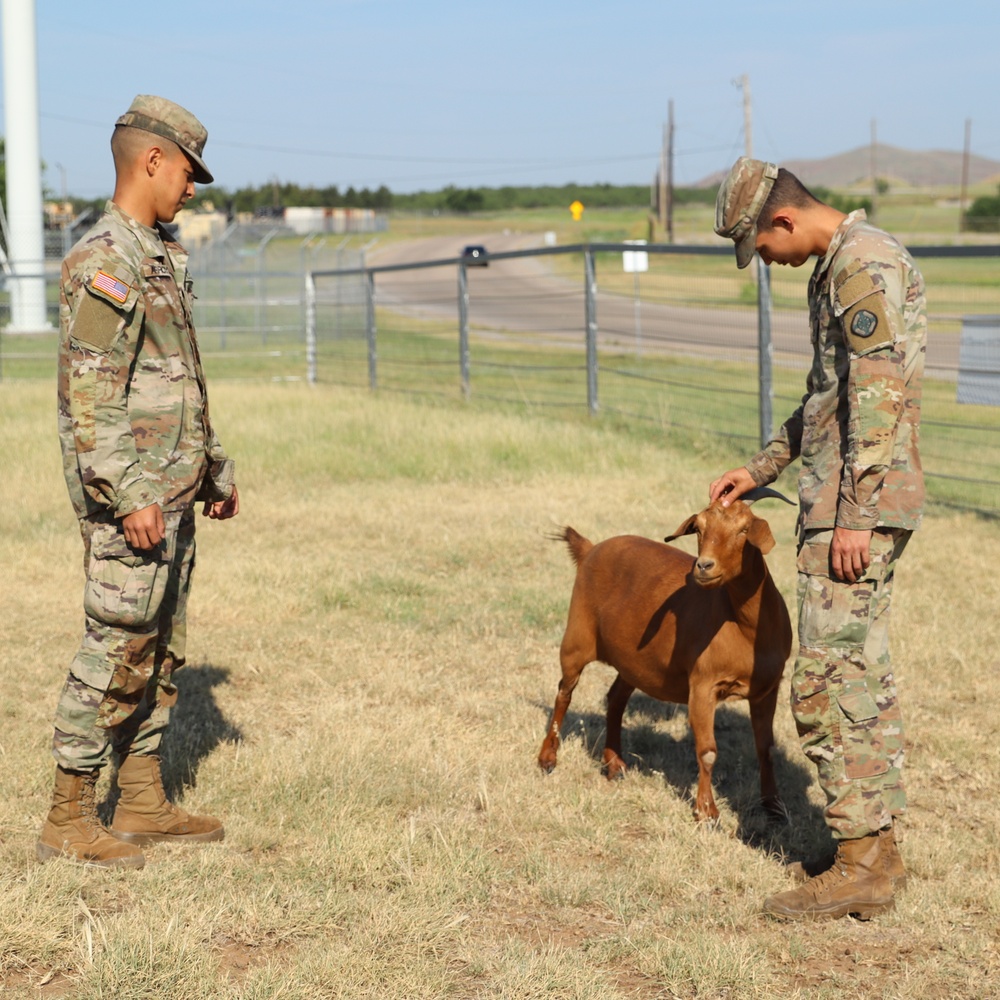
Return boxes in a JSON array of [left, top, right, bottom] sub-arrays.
[[48, 179, 703, 220], [180, 181, 717, 216]]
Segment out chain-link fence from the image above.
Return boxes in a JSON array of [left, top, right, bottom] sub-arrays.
[[0, 223, 374, 382], [185, 224, 372, 381], [307, 242, 1000, 515]]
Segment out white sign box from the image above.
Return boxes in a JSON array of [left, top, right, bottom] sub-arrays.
[[622, 239, 648, 273]]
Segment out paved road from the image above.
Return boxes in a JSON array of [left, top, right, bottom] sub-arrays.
[[367, 232, 960, 379]]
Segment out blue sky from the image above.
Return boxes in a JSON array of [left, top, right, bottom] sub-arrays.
[[6, 0, 997, 198]]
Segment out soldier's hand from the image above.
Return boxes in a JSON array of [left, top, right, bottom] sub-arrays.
[[122, 503, 165, 551], [831, 526, 872, 583], [203, 484, 239, 521], [709, 467, 755, 507]]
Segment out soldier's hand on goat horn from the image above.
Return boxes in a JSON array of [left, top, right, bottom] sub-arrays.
[[741, 487, 796, 506]]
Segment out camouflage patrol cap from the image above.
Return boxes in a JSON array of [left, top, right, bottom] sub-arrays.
[[115, 95, 214, 184], [714, 157, 779, 268]]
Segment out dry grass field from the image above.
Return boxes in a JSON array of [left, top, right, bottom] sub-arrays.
[[2, 382, 999, 999]]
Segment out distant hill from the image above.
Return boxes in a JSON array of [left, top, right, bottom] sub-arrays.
[[698, 144, 1000, 190]]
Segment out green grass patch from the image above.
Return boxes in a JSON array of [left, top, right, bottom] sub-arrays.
[[311, 311, 999, 516], [6, 290, 999, 516]]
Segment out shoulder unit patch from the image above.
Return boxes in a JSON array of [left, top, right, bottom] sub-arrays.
[[850, 309, 879, 338], [844, 291, 893, 355]]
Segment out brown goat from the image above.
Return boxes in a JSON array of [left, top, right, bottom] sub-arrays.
[[538, 491, 793, 821]]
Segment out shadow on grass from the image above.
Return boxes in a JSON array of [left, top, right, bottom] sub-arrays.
[[100, 663, 243, 820], [534, 692, 830, 863], [159, 662, 244, 799]]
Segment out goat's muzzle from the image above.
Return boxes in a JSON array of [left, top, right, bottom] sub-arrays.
[[692, 559, 724, 588]]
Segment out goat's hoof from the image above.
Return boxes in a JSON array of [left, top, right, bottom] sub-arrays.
[[694, 806, 721, 824], [601, 752, 627, 780]]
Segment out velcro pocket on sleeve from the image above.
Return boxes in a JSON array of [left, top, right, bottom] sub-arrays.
[[833, 266, 877, 313], [833, 266, 894, 356], [71, 271, 138, 353]]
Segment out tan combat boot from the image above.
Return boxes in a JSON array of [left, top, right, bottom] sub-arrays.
[[878, 824, 907, 891], [787, 823, 907, 892], [37, 767, 146, 868], [111, 753, 224, 846], [765, 833, 894, 921]]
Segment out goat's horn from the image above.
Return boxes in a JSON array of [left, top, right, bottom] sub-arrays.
[[741, 487, 796, 506]]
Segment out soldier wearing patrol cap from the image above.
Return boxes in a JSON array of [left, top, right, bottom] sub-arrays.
[[709, 158, 926, 921], [39, 96, 239, 868]]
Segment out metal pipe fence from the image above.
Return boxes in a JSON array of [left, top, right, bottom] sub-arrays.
[[307, 241, 1000, 515], [1, 230, 997, 514]]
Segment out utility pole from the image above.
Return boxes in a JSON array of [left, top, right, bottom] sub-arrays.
[[666, 99, 675, 243], [870, 119, 878, 223], [658, 121, 667, 234], [959, 118, 972, 233], [648, 169, 657, 241]]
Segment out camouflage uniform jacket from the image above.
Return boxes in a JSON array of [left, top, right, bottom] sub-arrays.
[[57, 201, 233, 520], [746, 210, 926, 532]]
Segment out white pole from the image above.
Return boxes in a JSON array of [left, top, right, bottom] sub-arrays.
[[2, 0, 50, 331], [305, 270, 317, 385], [741, 73, 753, 159]]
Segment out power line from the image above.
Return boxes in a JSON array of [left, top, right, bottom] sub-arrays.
[[36, 109, 730, 169]]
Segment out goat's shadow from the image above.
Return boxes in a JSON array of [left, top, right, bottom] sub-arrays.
[[536, 692, 831, 862], [99, 663, 244, 821]]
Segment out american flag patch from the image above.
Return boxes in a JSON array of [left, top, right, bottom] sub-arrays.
[[92, 270, 130, 303]]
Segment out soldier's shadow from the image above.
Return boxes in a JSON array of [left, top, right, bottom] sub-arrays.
[[159, 662, 244, 799], [537, 692, 829, 860], [100, 663, 243, 819]]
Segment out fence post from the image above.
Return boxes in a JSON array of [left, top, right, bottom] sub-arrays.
[[584, 248, 598, 415], [256, 228, 279, 345], [305, 270, 317, 385], [365, 269, 377, 390], [457, 262, 470, 399], [756, 257, 773, 447], [217, 222, 236, 352], [300, 233, 323, 345]]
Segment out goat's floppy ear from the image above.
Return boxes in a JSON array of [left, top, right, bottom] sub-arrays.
[[747, 515, 775, 554], [664, 514, 698, 543]]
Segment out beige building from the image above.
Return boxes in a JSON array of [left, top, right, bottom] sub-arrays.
[[173, 209, 228, 248]]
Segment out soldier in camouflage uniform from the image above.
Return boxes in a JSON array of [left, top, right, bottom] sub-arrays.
[[38, 96, 239, 869], [710, 158, 925, 920]]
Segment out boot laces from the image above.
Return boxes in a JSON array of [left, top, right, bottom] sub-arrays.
[[803, 858, 849, 894]]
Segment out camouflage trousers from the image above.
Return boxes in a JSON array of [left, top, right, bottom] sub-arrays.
[[52, 507, 197, 771], [791, 527, 911, 840]]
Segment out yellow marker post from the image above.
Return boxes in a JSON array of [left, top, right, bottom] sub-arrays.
[[569, 200, 584, 221]]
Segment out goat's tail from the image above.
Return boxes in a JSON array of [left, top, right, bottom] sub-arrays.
[[548, 526, 593, 566]]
